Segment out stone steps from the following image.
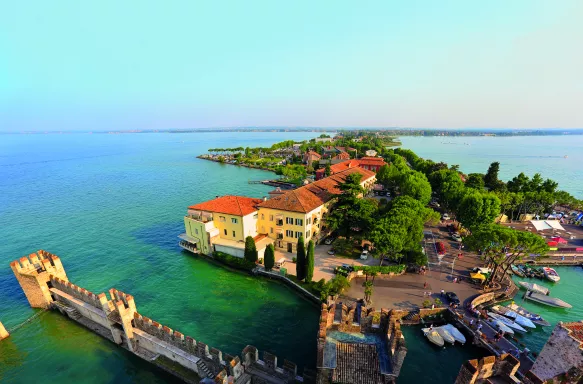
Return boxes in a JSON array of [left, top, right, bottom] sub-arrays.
[[196, 359, 214, 378]]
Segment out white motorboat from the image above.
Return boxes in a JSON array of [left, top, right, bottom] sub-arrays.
[[506, 303, 551, 327], [524, 290, 572, 308], [517, 282, 549, 295], [543, 267, 560, 282], [439, 324, 466, 344], [434, 327, 455, 344], [422, 328, 445, 347], [490, 305, 536, 329], [488, 312, 527, 333], [485, 319, 514, 335]]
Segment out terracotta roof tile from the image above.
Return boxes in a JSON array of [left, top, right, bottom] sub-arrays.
[[564, 322, 583, 342], [332, 152, 351, 160], [258, 167, 375, 213], [357, 157, 387, 166], [188, 195, 262, 216]]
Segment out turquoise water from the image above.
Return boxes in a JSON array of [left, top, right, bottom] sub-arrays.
[[0, 132, 321, 383], [399, 135, 583, 199]]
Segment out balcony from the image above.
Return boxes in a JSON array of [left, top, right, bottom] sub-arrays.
[[275, 219, 284, 226], [186, 210, 213, 223]]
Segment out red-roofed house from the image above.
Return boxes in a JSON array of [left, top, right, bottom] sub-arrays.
[[257, 167, 376, 252], [180, 195, 273, 258], [315, 158, 387, 180], [357, 157, 387, 172], [303, 150, 321, 166], [331, 151, 351, 161]]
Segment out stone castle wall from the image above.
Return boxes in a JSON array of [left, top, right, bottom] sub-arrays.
[[11, 250, 309, 384], [0, 321, 9, 340], [454, 354, 543, 384]]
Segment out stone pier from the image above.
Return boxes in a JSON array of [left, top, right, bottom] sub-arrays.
[[0, 321, 9, 340]]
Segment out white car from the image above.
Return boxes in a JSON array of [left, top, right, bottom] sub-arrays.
[[452, 233, 462, 242], [360, 250, 369, 260], [442, 213, 450, 220]]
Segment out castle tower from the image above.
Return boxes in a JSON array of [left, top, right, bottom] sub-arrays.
[[0, 321, 9, 340], [10, 250, 68, 308]]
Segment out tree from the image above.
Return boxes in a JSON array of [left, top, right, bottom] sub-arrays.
[[244, 236, 258, 263], [363, 281, 374, 304], [296, 235, 306, 281], [399, 171, 432, 205], [484, 162, 501, 190], [466, 173, 485, 190], [264, 244, 275, 271], [457, 190, 501, 230], [325, 163, 331, 177], [306, 240, 315, 282]]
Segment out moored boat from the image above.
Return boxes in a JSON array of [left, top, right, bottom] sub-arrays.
[[511, 265, 525, 277], [506, 303, 551, 327], [422, 328, 445, 347], [439, 324, 466, 344], [486, 319, 514, 335], [490, 305, 536, 328], [488, 312, 528, 333], [434, 327, 455, 344], [524, 290, 572, 308], [517, 281, 549, 295], [543, 267, 560, 282]]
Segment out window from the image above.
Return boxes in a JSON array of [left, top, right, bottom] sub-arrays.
[[270, 228, 273, 234], [295, 218, 303, 226], [224, 229, 227, 236], [285, 230, 293, 238], [231, 218, 238, 224], [294, 231, 302, 238], [269, 215, 273, 221], [306, 231, 310, 238], [306, 218, 311, 225], [195, 228, 199, 235], [261, 214, 265, 219], [232, 231, 236, 237], [286, 217, 294, 225], [219, 216, 226, 222]]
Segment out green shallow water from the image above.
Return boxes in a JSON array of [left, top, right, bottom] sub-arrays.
[[0, 132, 321, 383]]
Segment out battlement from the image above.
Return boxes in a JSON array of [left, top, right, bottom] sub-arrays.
[[454, 354, 532, 384], [49, 275, 104, 309], [10, 250, 67, 278], [109, 288, 137, 313], [242, 345, 299, 381]]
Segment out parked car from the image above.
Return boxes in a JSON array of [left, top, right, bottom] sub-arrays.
[[341, 264, 354, 272], [442, 213, 450, 220], [327, 248, 336, 255], [452, 233, 462, 242], [334, 266, 349, 276], [324, 237, 335, 245], [429, 201, 440, 208], [360, 250, 369, 260], [445, 292, 460, 305]]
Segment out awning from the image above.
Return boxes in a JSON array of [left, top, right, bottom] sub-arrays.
[[470, 272, 486, 281], [529, 220, 565, 231]]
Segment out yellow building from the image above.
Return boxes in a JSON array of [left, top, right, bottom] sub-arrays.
[[257, 167, 375, 253], [180, 195, 272, 258]]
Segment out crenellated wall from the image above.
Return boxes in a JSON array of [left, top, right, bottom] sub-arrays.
[[10, 251, 310, 384], [0, 321, 9, 340]]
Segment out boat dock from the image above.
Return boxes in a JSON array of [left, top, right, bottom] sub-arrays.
[[248, 180, 296, 189], [450, 308, 535, 376]]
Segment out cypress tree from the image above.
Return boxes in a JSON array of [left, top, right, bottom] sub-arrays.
[[264, 244, 275, 271], [244, 236, 258, 263], [296, 235, 306, 281], [306, 240, 315, 282]]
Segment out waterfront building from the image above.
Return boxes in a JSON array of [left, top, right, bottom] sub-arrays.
[[530, 321, 583, 382], [181, 195, 273, 258], [257, 167, 375, 253], [315, 157, 387, 180]]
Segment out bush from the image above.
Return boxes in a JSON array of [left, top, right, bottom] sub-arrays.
[[379, 198, 388, 205], [434, 298, 443, 307], [292, 257, 297, 263], [313, 276, 351, 302], [264, 244, 275, 271], [213, 251, 256, 271], [244, 236, 258, 263], [406, 250, 428, 267], [422, 299, 432, 308], [352, 265, 406, 275]]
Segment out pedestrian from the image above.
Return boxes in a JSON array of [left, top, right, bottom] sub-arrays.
[[441, 289, 445, 297], [469, 319, 474, 327], [428, 291, 432, 296], [477, 322, 482, 332], [423, 291, 427, 297], [453, 277, 457, 283], [424, 281, 427, 289]]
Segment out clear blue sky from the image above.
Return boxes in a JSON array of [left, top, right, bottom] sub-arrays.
[[1, 0, 581, 131]]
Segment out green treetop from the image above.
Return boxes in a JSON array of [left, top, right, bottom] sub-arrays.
[[306, 240, 315, 283], [264, 244, 275, 271], [296, 235, 306, 281], [244, 236, 258, 263]]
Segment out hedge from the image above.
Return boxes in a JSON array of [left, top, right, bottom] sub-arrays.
[[352, 265, 406, 275], [213, 251, 256, 271]]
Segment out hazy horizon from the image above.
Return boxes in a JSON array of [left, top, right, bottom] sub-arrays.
[[1, 1, 582, 132]]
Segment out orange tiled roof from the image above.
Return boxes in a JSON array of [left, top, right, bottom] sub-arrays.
[[330, 159, 360, 173], [357, 157, 387, 166], [564, 322, 583, 343], [188, 195, 262, 216], [332, 151, 351, 160], [258, 167, 375, 213]]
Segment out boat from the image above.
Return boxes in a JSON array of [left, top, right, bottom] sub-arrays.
[[506, 303, 551, 327], [422, 328, 445, 347], [439, 324, 466, 344], [434, 327, 455, 344], [485, 319, 514, 335], [524, 290, 572, 309], [488, 312, 528, 333], [518, 281, 549, 295], [543, 267, 560, 282], [490, 305, 536, 329], [510, 265, 525, 277]]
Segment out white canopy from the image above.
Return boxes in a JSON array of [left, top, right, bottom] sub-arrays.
[[529, 220, 565, 231]]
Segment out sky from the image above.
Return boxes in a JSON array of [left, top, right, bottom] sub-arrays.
[[1, 0, 582, 132]]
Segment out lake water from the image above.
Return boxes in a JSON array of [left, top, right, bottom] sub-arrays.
[[0, 132, 321, 383], [398, 135, 583, 199]]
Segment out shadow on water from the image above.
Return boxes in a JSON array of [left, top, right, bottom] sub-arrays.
[[131, 221, 184, 252]]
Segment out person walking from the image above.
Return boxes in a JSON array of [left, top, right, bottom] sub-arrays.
[[424, 281, 428, 289], [441, 289, 445, 297]]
